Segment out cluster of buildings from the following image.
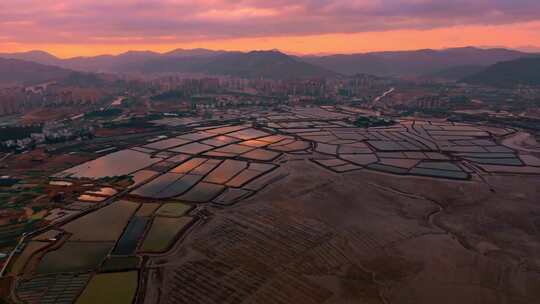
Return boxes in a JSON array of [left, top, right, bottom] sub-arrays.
[[0, 123, 94, 152], [0, 83, 106, 116], [149, 74, 394, 103], [151, 77, 222, 95]]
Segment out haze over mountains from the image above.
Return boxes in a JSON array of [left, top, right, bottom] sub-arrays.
[[0, 49, 336, 80], [303, 47, 536, 76], [421, 65, 487, 81], [0, 47, 538, 85], [462, 57, 540, 87], [0, 57, 74, 86]]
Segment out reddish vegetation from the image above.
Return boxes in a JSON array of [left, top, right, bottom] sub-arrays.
[[2, 149, 90, 173], [20, 108, 75, 124]]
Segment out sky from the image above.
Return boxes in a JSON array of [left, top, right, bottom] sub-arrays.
[[1, 0, 540, 58]]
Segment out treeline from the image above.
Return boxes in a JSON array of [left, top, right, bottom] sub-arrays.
[[85, 108, 122, 118], [0, 125, 42, 141], [151, 90, 185, 101]]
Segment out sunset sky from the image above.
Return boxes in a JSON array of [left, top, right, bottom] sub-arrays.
[[1, 0, 540, 58]]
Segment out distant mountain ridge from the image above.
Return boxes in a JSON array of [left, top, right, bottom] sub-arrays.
[[0, 49, 228, 73], [0, 49, 334, 79], [1, 47, 538, 79], [462, 57, 540, 87], [195, 51, 337, 79], [302, 47, 537, 76], [422, 65, 487, 81], [0, 58, 75, 85], [0, 50, 63, 66]]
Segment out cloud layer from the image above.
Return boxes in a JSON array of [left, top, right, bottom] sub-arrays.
[[1, 0, 540, 45]]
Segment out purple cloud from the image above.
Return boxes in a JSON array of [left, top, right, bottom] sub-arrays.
[[1, 0, 539, 44]]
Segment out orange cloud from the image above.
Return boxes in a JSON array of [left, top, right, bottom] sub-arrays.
[[196, 7, 281, 20], [0, 22, 540, 57], [2, 21, 540, 58]]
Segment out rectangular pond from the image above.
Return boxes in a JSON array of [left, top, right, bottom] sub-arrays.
[[60, 150, 161, 179], [62, 200, 139, 242], [37, 242, 113, 274], [140, 217, 193, 252], [112, 216, 149, 255], [143, 138, 189, 150], [170, 142, 214, 155], [204, 160, 247, 184], [176, 182, 226, 203]]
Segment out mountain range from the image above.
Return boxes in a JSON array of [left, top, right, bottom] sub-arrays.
[[302, 47, 536, 76], [0, 49, 337, 80], [420, 65, 487, 81], [462, 57, 540, 87], [0, 58, 74, 86], [0, 47, 539, 85]]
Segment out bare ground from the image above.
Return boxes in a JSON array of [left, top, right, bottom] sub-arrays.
[[141, 157, 540, 304]]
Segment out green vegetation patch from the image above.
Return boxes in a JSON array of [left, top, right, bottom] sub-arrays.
[[155, 202, 192, 217], [36, 242, 113, 274], [0, 125, 42, 141], [76, 271, 138, 304], [140, 217, 193, 253]]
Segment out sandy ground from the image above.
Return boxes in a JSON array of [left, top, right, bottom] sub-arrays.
[[140, 157, 540, 304]]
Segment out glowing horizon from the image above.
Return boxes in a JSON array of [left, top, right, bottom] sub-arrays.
[[1, 1, 540, 58]]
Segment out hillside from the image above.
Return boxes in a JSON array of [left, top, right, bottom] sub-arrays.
[[200, 51, 337, 79], [0, 50, 63, 66], [301, 53, 390, 76], [3, 47, 536, 79], [462, 57, 540, 86], [302, 47, 535, 76], [423, 65, 487, 81], [0, 49, 228, 73], [2, 49, 334, 79], [0, 58, 74, 85], [62, 51, 163, 72], [4, 50, 335, 79]]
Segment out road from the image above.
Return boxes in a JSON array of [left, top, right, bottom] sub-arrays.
[[373, 87, 395, 104], [0, 233, 26, 278]]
